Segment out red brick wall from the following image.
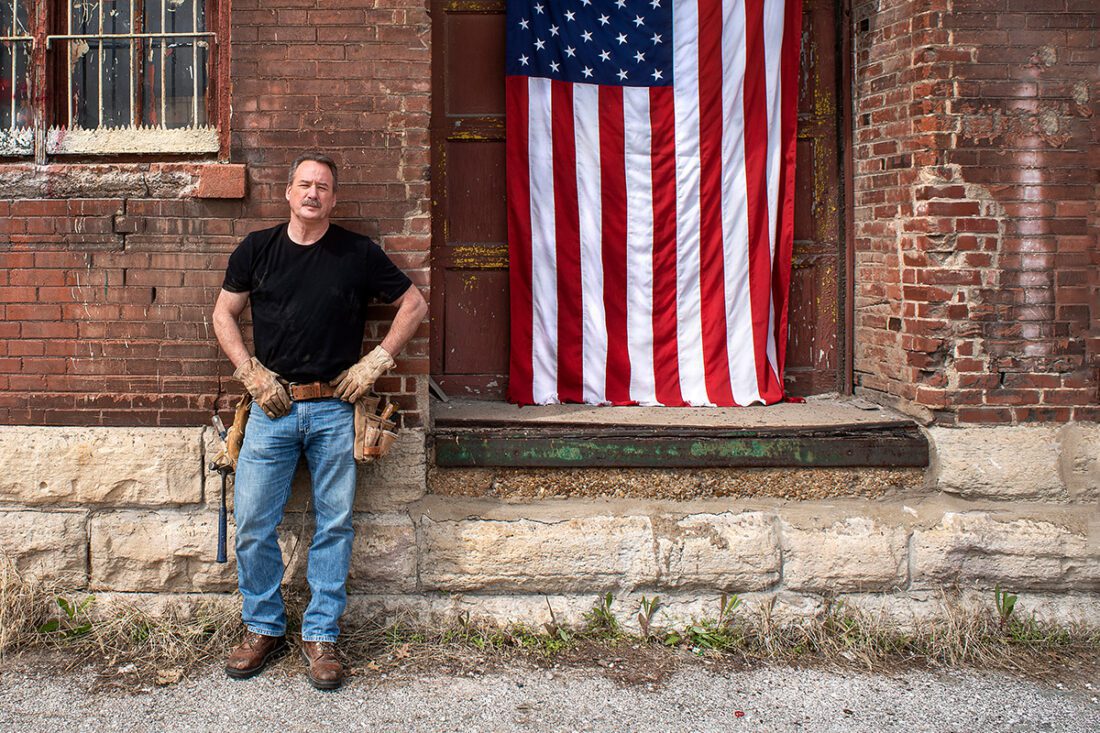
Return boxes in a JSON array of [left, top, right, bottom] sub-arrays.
[[0, 1, 431, 427], [852, 0, 1099, 424]]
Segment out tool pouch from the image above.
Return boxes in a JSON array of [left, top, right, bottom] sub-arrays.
[[354, 394, 399, 464], [211, 395, 252, 473]]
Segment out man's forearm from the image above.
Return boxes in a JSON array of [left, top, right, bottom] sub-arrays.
[[379, 287, 428, 357], [213, 311, 253, 370]]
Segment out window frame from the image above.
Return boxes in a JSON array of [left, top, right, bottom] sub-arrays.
[[1, 0, 231, 162]]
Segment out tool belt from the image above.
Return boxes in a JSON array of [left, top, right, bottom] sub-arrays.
[[210, 394, 252, 473], [209, 386, 399, 472], [353, 394, 399, 464]]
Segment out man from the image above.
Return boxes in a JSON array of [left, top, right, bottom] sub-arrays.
[[212, 153, 427, 690]]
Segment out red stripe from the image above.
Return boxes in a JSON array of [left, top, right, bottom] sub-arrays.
[[505, 76, 533, 405], [771, 0, 802, 400], [551, 80, 583, 403], [743, 0, 781, 404], [598, 87, 631, 404], [649, 86, 686, 406], [697, 0, 734, 406]]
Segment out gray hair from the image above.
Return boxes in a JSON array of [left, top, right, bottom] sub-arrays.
[[287, 153, 338, 189]]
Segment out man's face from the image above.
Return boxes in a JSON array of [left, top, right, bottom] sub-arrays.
[[285, 161, 337, 224]]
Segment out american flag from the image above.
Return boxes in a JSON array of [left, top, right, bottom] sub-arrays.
[[506, 0, 801, 406]]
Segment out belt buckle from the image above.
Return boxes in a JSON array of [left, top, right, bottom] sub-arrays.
[[289, 382, 315, 401]]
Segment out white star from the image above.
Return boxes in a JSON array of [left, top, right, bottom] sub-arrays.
[[581, 0, 591, 5], [564, 10, 575, 21], [599, 49, 611, 61], [650, 0, 661, 7], [651, 68, 663, 80], [549, 24, 559, 36], [615, 0, 627, 8], [616, 32, 628, 45], [550, 61, 560, 72], [581, 30, 593, 42], [533, 3, 544, 13], [597, 14, 610, 25], [582, 66, 594, 78], [519, 18, 529, 30], [617, 68, 628, 80], [534, 38, 545, 50], [634, 50, 645, 62], [564, 46, 576, 58], [519, 54, 529, 66], [633, 15, 645, 27], [651, 33, 663, 44]]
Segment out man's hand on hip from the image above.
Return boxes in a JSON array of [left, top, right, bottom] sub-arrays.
[[330, 345, 395, 403], [234, 357, 292, 418]]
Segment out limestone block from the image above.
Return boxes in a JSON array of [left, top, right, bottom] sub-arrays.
[[356, 428, 427, 492], [89, 510, 236, 592], [348, 513, 418, 593], [655, 513, 781, 591], [0, 511, 87, 586], [420, 516, 658, 593], [204, 426, 427, 513], [782, 517, 909, 592], [1060, 423, 1099, 502], [929, 426, 1063, 500], [842, 590, 1100, 629], [912, 512, 1099, 591], [0, 426, 203, 506]]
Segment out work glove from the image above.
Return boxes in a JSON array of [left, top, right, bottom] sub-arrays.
[[233, 357, 291, 419], [330, 345, 395, 403]]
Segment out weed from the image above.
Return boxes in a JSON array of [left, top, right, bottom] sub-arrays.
[[583, 592, 621, 638], [994, 585, 1018, 629], [637, 595, 661, 640], [37, 595, 94, 638], [543, 598, 573, 645]]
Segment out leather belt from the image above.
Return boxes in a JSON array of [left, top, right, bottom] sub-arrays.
[[288, 382, 337, 401]]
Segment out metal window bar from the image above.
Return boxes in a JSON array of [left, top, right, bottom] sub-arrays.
[[46, 30, 215, 129]]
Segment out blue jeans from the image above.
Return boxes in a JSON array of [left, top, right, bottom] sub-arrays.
[[233, 399, 356, 643]]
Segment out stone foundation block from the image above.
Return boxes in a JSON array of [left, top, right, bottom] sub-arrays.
[[912, 512, 1099, 591], [1060, 423, 1099, 502], [0, 427, 203, 506], [89, 510, 236, 592], [655, 512, 780, 591], [0, 510, 87, 586], [348, 513, 418, 593], [930, 426, 1064, 500], [782, 517, 909, 592], [420, 516, 658, 593]]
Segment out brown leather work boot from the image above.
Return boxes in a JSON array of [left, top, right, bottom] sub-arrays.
[[300, 640, 344, 690], [225, 631, 287, 679]]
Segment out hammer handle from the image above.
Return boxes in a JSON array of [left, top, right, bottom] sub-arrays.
[[216, 472, 228, 564]]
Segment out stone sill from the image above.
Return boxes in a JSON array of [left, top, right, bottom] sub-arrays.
[[0, 161, 246, 199], [431, 396, 929, 469]]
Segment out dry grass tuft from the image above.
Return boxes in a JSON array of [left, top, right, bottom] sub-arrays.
[[0, 555, 57, 660], [0, 555, 241, 680], [2, 552, 1097, 686]]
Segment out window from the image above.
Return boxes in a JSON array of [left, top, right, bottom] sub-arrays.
[[1, 0, 226, 158]]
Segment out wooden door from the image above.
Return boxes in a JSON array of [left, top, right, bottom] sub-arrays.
[[430, 0, 845, 399]]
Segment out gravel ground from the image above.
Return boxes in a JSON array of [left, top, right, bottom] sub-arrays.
[[1, 660, 1097, 733]]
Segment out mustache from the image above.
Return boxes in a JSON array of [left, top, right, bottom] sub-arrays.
[[302, 196, 322, 207]]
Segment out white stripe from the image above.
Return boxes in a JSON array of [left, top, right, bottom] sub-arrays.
[[574, 83, 607, 404], [763, 0, 786, 385], [672, 0, 711, 406], [722, 0, 761, 405], [623, 86, 657, 405], [528, 77, 558, 403]]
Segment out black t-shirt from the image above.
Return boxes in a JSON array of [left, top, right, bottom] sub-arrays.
[[222, 223, 412, 383]]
